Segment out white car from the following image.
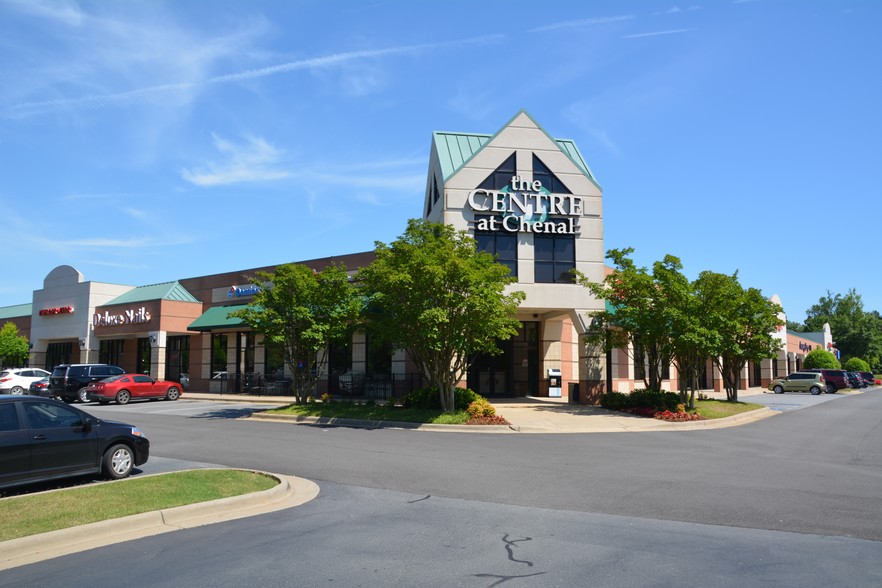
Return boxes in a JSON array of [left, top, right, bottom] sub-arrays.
[[0, 368, 52, 395]]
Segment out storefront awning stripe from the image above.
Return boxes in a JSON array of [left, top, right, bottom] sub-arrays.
[[188, 304, 250, 331]]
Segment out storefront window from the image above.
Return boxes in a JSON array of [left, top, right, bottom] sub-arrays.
[[136, 338, 151, 374], [45, 342, 72, 371], [265, 339, 286, 381], [166, 336, 189, 383], [211, 334, 228, 378], [534, 234, 574, 283], [99, 340, 125, 366], [365, 331, 392, 377], [476, 218, 518, 278]]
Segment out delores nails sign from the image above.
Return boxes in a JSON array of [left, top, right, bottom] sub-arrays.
[[93, 307, 151, 327]]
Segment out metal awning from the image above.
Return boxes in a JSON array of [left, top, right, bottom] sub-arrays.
[[187, 304, 250, 332]]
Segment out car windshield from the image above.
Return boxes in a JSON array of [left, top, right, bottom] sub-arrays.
[[102, 375, 126, 383], [0, 371, 9, 378]]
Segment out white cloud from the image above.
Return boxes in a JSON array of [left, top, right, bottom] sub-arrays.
[[3, 31, 504, 119], [529, 15, 635, 33], [181, 134, 290, 187], [622, 29, 691, 39], [5, 0, 85, 26]]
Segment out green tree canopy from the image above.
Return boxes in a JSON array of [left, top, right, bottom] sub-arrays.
[[802, 348, 840, 369], [578, 248, 678, 392], [0, 322, 29, 367], [694, 271, 783, 402], [804, 289, 882, 370], [231, 263, 361, 403], [358, 219, 524, 412]]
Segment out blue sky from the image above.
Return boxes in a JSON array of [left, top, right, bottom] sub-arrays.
[[1, 0, 880, 323]]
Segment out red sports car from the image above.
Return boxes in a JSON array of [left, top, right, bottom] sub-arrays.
[[86, 374, 183, 405]]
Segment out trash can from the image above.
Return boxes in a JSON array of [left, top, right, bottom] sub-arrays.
[[569, 382, 580, 404], [547, 368, 562, 398]]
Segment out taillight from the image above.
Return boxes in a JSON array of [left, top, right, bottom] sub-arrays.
[[0, 377, 11, 382]]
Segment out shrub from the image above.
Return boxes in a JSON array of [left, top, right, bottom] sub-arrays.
[[320, 392, 333, 403], [844, 357, 871, 372], [401, 387, 484, 411], [467, 399, 496, 418], [803, 348, 841, 369], [600, 391, 631, 410], [627, 389, 680, 412]]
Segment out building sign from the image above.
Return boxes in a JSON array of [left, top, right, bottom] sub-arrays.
[[467, 176, 583, 235], [799, 341, 812, 352], [228, 284, 261, 298], [93, 307, 151, 327], [39, 306, 74, 316]]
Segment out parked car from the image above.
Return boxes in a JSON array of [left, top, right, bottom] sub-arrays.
[[857, 372, 877, 386], [86, 374, 183, 405], [767, 372, 826, 395], [27, 377, 52, 398], [846, 372, 866, 388], [49, 364, 125, 403], [0, 394, 149, 490], [0, 368, 52, 395], [802, 369, 849, 394]]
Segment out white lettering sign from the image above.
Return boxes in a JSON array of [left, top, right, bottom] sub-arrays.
[[93, 307, 152, 327], [467, 175, 584, 234]]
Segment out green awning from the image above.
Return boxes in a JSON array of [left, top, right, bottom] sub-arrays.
[[188, 304, 249, 332]]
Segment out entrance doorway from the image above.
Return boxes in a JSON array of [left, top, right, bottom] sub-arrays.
[[467, 322, 539, 398]]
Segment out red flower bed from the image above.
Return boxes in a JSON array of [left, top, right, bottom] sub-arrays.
[[653, 410, 702, 422], [466, 415, 511, 425], [618, 407, 703, 421]]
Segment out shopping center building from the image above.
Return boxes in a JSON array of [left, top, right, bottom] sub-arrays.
[[1, 111, 836, 401]]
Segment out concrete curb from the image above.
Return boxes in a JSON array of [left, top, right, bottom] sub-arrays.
[[249, 406, 775, 433], [250, 413, 518, 433], [0, 470, 319, 571]]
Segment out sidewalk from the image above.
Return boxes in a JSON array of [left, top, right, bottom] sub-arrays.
[[186, 388, 777, 433]]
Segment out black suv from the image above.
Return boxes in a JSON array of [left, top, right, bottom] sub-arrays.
[[802, 369, 849, 394], [49, 364, 125, 403]]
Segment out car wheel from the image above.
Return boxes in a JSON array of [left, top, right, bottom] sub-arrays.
[[10, 386, 24, 395], [78, 388, 90, 403], [166, 386, 180, 401], [103, 444, 134, 480], [810, 386, 822, 395], [773, 385, 784, 394], [116, 390, 131, 405], [826, 384, 836, 394]]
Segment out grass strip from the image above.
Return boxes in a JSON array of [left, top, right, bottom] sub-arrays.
[[267, 403, 471, 424], [0, 469, 277, 542], [694, 399, 764, 419]]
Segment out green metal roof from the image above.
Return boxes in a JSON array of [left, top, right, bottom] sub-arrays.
[[0, 303, 32, 320], [432, 109, 600, 188], [188, 304, 249, 332], [106, 281, 199, 305], [800, 331, 826, 345]]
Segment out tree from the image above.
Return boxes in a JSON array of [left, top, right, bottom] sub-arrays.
[[844, 357, 870, 372], [804, 290, 882, 370], [694, 271, 783, 402], [578, 248, 677, 392], [358, 219, 524, 412], [802, 348, 840, 369], [0, 322, 29, 367], [231, 263, 361, 403]]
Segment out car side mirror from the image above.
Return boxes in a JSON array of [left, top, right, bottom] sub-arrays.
[[82, 418, 93, 433]]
